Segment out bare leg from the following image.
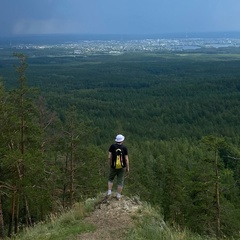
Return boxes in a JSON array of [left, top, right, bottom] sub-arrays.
[[117, 185, 123, 194], [108, 181, 113, 195], [116, 185, 123, 199]]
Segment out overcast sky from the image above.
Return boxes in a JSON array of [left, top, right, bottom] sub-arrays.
[[1, 0, 240, 36]]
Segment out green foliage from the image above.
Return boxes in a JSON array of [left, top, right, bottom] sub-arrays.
[[4, 50, 240, 142], [126, 203, 213, 240], [14, 202, 95, 240], [1, 48, 240, 238]]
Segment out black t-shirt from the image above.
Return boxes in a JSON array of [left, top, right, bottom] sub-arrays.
[[109, 143, 128, 168]]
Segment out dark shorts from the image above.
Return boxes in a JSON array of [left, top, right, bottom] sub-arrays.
[[108, 167, 125, 186]]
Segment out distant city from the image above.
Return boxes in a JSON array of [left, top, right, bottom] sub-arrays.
[[1, 32, 240, 55]]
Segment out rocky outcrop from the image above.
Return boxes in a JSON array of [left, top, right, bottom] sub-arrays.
[[78, 193, 143, 240]]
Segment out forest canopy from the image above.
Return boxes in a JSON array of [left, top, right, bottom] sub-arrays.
[[1, 46, 240, 239]]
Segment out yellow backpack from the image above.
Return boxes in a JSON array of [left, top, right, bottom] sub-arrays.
[[115, 148, 123, 169]]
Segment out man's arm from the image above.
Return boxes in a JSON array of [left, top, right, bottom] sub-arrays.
[[108, 152, 112, 167], [125, 155, 129, 172]]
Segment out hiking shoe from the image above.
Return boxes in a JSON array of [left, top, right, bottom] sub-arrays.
[[102, 195, 110, 204], [116, 193, 121, 200]]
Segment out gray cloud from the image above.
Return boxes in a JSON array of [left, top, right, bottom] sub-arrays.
[[1, 0, 240, 36]]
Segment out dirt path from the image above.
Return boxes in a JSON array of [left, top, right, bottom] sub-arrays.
[[78, 194, 142, 240]]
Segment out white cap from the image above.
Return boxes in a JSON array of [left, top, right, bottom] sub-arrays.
[[115, 134, 125, 142]]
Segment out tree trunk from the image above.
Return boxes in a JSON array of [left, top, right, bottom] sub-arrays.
[[0, 195, 5, 239], [69, 140, 74, 208], [8, 191, 16, 237], [24, 196, 32, 226], [215, 150, 221, 240]]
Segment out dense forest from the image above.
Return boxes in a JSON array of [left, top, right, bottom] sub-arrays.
[[1, 46, 240, 239]]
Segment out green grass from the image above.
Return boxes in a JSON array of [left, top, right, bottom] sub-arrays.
[[10, 195, 237, 240], [126, 203, 214, 240], [13, 200, 97, 240]]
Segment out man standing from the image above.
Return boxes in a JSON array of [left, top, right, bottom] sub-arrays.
[[107, 134, 129, 199]]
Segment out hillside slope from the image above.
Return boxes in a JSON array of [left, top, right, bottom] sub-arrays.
[[78, 193, 143, 240], [78, 193, 217, 240], [14, 193, 214, 240]]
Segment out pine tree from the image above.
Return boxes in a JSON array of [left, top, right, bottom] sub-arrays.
[[0, 54, 44, 236]]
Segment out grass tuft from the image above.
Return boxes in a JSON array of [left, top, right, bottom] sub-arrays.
[[13, 201, 96, 240], [126, 202, 214, 240]]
